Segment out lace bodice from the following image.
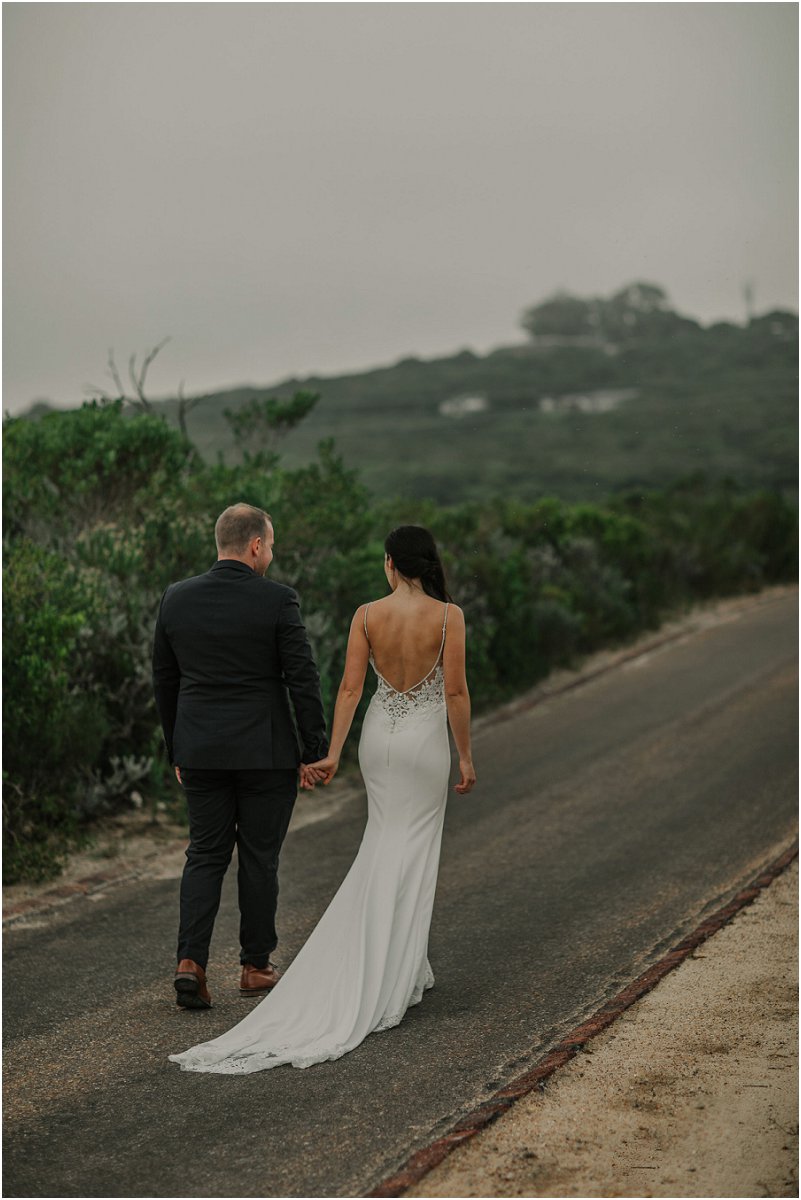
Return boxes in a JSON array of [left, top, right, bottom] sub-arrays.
[[371, 661, 446, 723], [365, 601, 448, 726]]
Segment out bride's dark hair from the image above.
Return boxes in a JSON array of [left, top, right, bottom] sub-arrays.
[[384, 525, 453, 603]]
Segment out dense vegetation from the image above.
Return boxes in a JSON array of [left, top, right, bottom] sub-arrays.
[[3, 388, 797, 883]]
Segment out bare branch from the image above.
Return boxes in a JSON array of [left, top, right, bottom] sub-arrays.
[[127, 352, 153, 411], [177, 379, 188, 439], [128, 352, 137, 394], [176, 378, 204, 439], [105, 349, 126, 399], [88, 337, 174, 417], [139, 336, 171, 397], [126, 338, 170, 411]]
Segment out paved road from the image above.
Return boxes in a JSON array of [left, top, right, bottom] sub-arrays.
[[4, 590, 798, 1198]]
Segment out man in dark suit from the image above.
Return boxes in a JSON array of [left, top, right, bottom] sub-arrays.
[[152, 502, 329, 1010]]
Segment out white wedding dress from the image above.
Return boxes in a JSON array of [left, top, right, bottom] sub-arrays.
[[168, 602, 451, 1073]]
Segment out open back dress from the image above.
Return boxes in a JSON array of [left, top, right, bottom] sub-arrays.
[[168, 601, 451, 1073]]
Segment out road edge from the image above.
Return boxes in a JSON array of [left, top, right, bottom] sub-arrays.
[[364, 837, 800, 1198], [473, 582, 795, 732]]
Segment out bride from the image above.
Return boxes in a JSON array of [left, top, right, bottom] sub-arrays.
[[168, 524, 476, 1074]]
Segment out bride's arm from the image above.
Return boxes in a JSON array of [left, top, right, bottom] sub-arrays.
[[306, 606, 369, 784], [442, 606, 476, 794]]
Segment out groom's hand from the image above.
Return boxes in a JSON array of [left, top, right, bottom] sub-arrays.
[[298, 763, 317, 791], [305, 756, 339, 785], [174, 766, 182, 785]]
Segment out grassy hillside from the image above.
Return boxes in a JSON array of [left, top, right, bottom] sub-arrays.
[[22, 312, 797, 507], [149, 319, 796, 506]]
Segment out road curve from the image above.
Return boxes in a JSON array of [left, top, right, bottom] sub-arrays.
[[3, 588, 797, 1198]]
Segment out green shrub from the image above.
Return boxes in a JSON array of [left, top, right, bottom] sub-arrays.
[[2, 540, 109, 879], [2, 401, 797, 883]]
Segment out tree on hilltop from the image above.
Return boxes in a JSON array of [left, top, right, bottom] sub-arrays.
[[521, 282, 699, 346]]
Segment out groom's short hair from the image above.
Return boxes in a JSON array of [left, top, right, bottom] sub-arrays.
[[215, 503, 272, 554]]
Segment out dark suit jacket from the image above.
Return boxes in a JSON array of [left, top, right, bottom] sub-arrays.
[[152, 559, 329, 769]]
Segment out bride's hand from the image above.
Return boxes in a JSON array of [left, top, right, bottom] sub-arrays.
[[454, 758, 476, 794], [305, 756, 339, 785]]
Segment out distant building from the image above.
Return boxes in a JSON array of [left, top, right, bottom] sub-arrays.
[[439, 394, 489, 417], [539, 388, 638, 414]]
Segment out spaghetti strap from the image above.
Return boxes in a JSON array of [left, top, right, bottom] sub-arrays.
[[438, 602, 449, 654], [363, 602, 371, 645]]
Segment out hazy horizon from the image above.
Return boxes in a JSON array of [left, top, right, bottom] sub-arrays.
[[3, 2, 797, 414]]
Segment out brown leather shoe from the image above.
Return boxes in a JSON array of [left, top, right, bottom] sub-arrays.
[[240, 961, 281, 993], [174, 958, 212, 1009]]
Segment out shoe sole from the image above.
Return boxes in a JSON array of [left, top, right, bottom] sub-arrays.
[[174, 976, 212, 1009], [239, 984, 278, 994]]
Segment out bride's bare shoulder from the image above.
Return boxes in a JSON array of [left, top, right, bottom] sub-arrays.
[[351, 597, 387, 627], [356, 596, 390, 618]]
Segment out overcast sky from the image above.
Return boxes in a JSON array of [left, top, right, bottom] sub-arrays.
[[3, 2, 797, 413]]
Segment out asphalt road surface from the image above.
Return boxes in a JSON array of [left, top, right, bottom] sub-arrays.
[[4, 589, 798, 1198]]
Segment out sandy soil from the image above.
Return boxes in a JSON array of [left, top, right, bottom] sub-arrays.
[[406, 857, 799, 1199]]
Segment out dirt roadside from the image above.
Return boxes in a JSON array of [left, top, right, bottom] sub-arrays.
[[4, 583, 795, 928], [404, 855, 798, 1199]]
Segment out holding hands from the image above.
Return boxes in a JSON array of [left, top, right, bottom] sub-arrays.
[[299, 756, 339, 790], [300, 755, 475, 794]]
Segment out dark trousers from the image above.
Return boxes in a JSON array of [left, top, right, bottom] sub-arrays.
[[176, 767, 297, 970]]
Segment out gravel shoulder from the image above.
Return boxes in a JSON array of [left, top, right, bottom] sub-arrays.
[[405, 856, 799, 1199]]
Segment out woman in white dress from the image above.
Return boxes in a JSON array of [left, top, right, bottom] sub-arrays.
[[168, 525, 476, 1074]]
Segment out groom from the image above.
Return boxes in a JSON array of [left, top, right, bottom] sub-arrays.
[[152, 502, 329, 1010]]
